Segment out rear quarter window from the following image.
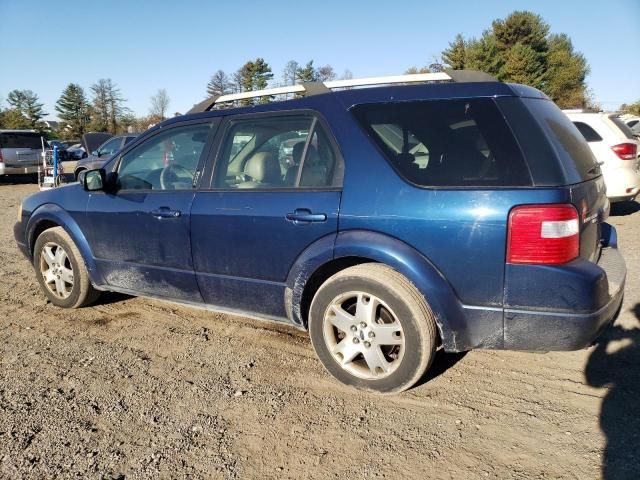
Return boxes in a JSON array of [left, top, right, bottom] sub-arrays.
[[351, 98, 531, 187], [573, 121, 603, 142], [522, 99, 598, 181], [609, 115, 637, 140]]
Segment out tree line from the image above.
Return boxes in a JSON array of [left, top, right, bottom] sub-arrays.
[[0, 81, 172, 139], [1, 10, 637, 139], [205, 58, 352, 106]]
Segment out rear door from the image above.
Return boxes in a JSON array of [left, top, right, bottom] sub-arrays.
[[0, 131, 42, 166], [190, 112, 343, 319]]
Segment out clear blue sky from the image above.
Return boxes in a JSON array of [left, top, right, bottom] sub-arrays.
[[1, 0, 638, 119]]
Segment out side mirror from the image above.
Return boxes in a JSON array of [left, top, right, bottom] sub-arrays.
[[82, 168, 106, 191], [92, 150, 99, 157]]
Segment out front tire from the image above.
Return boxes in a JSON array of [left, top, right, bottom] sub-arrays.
[[33, 227, 100, 308], [309, 264, 438, 394]]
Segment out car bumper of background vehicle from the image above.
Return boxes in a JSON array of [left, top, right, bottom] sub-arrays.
[[503, 244, 626, 351], [604, 167, 640, 202], [0, 163, 39, 175]]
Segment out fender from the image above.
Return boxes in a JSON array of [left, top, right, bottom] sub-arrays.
[[333, 230, 469, 351], [285, 233, 336, 326], [26, 203, 104, 286]]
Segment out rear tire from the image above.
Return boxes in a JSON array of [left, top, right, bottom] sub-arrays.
[[309, 263, 437, 394], [33, 227, 100, 308]]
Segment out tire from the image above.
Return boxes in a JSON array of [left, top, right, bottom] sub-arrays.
[[74, 168, 85, 181], [309, 263, 438, 394], [33, 227, 100, 308]]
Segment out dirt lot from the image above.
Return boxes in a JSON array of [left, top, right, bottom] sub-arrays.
[[0, 179, 638, 480]]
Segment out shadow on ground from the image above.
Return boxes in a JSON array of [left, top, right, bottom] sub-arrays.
[[585, 304, 640, 479], [610, 201, 640, 217], [414, 350, 467, 389]]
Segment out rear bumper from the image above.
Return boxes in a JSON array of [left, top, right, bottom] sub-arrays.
[[503, 233, 626, 351], [0, 163, 39, 175]]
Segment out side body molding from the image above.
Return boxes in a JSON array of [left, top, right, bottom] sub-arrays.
[[26, 204, 103, 286]]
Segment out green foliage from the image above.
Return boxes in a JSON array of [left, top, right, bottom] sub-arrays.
[[55, 83, 89, 139], [6, 89, 47, 130], [1, 108, 31, 129], [442, 10, 590, 108], [236, 58, 274, 105], [620, 101, 640, 116], [442, 34, 467, 70], [296, 61, 318, 83]]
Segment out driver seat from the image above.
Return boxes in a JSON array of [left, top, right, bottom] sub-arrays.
[[237, 152, 281, 188]]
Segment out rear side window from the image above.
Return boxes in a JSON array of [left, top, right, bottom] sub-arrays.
[[352, 98, 531, 187], [0, 132, 42, 149], [573, 122, 603, 142], [522, 99, 597, 181], [609, 115, 637, 140]]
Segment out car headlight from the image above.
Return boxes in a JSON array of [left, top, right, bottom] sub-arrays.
[[17, 202, 22, 221]]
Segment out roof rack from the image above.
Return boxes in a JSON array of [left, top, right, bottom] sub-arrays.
[[188, 69, 497, 113]]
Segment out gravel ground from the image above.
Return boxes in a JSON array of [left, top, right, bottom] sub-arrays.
[[1, 178, 639, 479]]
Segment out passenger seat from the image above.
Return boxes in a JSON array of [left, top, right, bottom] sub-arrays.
[[237, 152, 281, 188]]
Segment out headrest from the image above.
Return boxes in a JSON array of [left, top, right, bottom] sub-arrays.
[[244, 152, 279, 183]]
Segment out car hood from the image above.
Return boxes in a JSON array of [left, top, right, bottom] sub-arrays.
[[81, 133, 113, 155]]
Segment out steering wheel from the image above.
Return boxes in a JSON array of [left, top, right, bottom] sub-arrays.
[[160, 163, 193, 190]]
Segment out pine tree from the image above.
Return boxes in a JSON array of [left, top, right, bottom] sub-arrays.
[[55, 83, 89, 138], [237, 58, 274, 105], [442, 11, 589, 107], [6, 89, 47, 129], [442, 34, 467, 70], [296, 61, 317, 83], [206, 70, 232, 97], [90, 79, 125, 133]]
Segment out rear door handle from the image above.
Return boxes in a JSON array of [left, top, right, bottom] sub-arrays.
[[286, 208, 327, 224], [151, 207, 181, 219]]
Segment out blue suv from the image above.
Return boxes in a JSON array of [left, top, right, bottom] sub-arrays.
[[14, 72, 626, 393]]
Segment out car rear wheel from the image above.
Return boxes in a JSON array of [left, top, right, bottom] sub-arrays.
[[309, 263, 438, 394], [33, 227, 100, 308]]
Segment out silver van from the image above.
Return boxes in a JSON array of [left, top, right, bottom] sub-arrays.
[[0, 129, 43, 176]]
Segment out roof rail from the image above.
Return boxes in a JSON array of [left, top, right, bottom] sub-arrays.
[[187, 70, 496, 113]]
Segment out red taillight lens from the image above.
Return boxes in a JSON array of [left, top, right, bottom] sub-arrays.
[[507, 204, 579, 265], [611, 143, 637, 160]]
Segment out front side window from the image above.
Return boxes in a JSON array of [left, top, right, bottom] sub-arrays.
[[214, 115, 340, 189], [352, 98, 531, 187], [117, 122, 212, 190]]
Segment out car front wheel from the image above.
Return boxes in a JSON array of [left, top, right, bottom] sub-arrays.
[[309, 263, 438, 394], [33, 227, 100, 308]]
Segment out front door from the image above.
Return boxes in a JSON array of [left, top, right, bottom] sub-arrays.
[[191, 113, 343, 319], [86, 120, 217, 301]]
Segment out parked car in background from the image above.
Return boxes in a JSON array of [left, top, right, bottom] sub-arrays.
[[47, 140, 70, 161], [66, 143, 87, 160], [565, 111, 640, 202], [624, 116, 640, 137], [73, 133, 137, 179], [15, 72, 626, 394], [0, 129, 44, 178]]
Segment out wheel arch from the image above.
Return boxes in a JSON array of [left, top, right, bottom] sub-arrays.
[[287, 230, 466, 351], [27, 204, 102, 286]]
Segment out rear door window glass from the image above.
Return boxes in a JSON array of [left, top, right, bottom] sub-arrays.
[[214, 115, 341, 189], [352, 98, 531, 187], [573, 122, 603, 142], [0, 132, 42, 149]]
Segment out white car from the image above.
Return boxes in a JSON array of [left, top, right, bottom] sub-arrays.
[[624, 116, 640, 137], [565, 111, 640, 202]]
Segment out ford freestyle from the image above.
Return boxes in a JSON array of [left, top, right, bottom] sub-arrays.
[[14, 71, 626, 393]]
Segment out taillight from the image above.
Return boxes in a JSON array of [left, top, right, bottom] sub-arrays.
[[611, 143, 637, 160], [507, 204, 579, 265]]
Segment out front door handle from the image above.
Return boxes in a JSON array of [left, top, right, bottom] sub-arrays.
[[151, 207, 181, 219], [286, 208, 327, 224]]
